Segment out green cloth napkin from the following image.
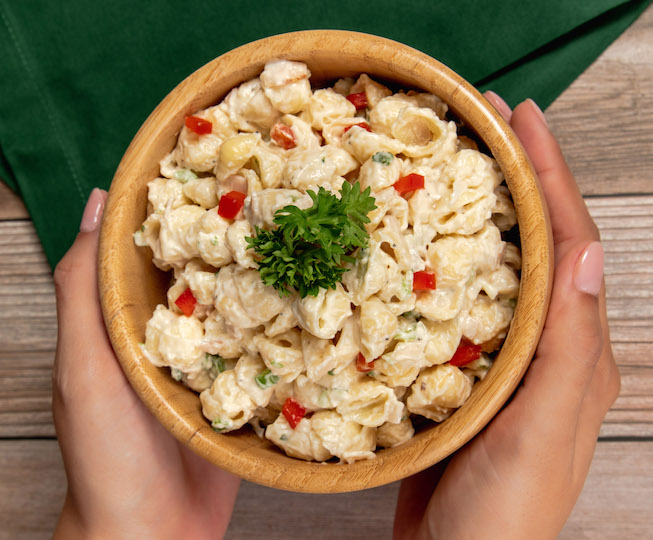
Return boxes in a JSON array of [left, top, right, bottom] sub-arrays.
[[1, 0, 650, 268]]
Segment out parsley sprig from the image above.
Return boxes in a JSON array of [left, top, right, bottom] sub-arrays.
[[246, 181, 376, 298]]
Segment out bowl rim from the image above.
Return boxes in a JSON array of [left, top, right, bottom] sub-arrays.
[[99, 29, 553, 493]]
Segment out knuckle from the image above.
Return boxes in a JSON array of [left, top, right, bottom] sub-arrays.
[[53, 252, 82, 295]]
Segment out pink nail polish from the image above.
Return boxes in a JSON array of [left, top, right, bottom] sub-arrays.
[[527, 98, 548, 127], [574, 242, 604, 296], [485, 91, 512, 120], [80, 188, 106, 232]]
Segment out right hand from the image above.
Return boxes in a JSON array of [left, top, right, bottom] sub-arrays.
[[393, 96, 620, 540]]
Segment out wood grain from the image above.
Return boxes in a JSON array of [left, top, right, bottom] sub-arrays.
[[2, 439, 652, 540]]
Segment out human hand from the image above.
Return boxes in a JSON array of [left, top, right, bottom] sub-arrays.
[[394, 95, 620, 540], [52, 189, 240, 540]]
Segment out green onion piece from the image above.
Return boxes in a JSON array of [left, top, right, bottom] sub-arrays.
[[204, 353, 226, 379], [174, 168, 198, 183], [211, 418, 232, 432], [270, 360, 284, 368], [280, 434, 288, 441], [171, 368, 183, 381], [327, 369, 335, 376], [372, 151, 393, 165], [255, 369, 280, 389]]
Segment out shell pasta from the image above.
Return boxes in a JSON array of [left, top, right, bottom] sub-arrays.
[[134, 60, 521, 463]]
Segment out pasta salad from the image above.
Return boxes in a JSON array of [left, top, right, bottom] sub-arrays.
[[133, 60, 521, 463]]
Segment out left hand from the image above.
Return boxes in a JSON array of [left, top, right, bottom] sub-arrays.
[[52, 188, 240, 540]]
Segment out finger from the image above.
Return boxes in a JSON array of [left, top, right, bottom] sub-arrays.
[[522, 241, 605, 425], [573, 285, 620, 460], [53, 189, 123, 406], [54, 188, 108, 345], [484, 91, 512, 122], [510, 99, 600, 260]]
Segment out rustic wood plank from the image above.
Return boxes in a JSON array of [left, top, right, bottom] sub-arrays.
[[0, 180, 28, 221], [1, 439, 652, 540], [547, 4, 653, 197], [0, 440, 66, 540]]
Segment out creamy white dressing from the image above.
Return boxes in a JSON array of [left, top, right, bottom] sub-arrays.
[[135, 60, 520, 463]]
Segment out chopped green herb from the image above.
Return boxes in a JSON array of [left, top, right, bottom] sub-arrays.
[[400, 270, 414, 298], [255, 369, 280, 389], [246, 181, 376, 297], [365, 370, 377, 377], [270, 360, 284, 368], [171, 368, 183, 381], [211, 236, 219, 246], [394, 323, 417, 342], [211, 418, 232, 432], [174, 168, 197, 183], [372, 151, 393, 165], [203, 353, 226, 379], [318, 390, 330, 407], [327, 369, 335, 376], [280, 434, 288, 441], [140, 224, 145, 232]]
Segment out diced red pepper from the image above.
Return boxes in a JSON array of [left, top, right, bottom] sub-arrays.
[[393, 173, 425, 194], [270, 123, 296, 150], [217, 191, 247, 219], [344, 122, 372, 134], [282, 397, 306, 429], [356, 352, 375, 372], [449, 340, 482, 367], [413, 271, 436, 291], [185, 115, 213, 135], [346, 92, 368, 110], [175, 287, 197, 317]]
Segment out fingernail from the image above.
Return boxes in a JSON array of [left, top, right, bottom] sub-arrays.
[[485, 91, 512, 120], [80, 188, 106, 232], [574, 242, 604, 296], [527, 98, 548, 127]]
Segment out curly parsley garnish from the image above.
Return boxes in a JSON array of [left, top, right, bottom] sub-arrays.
[[246, 181, 376, 298]]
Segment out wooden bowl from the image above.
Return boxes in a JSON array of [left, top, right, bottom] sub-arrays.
[[99, 30, 553, 493]]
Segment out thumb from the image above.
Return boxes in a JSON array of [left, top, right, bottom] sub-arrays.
[[53, 188, 108, 344], [53, 188, 109, 401]]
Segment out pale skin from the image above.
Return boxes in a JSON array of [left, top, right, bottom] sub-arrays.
[[52, 95, 619, 539]]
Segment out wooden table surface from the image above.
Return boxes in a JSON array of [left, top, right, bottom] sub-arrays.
[[1, 7, 652, 538]]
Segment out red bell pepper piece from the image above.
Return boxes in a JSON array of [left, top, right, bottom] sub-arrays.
[[217, 191, 247, 219], [175, 287, 197, 317], [282, 397, 306, 429], [449, 340, 482, 367], [412, 271, 436, 291], [271, 123, 296, 150], [346, 92, 368, 110], [393, 173, 425, 194], [356, 352, 375, 372], [344, 122, 372, 134], [185, 115, 213, 135]]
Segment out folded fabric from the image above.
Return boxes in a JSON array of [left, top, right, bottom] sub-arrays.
[[0, 0, 650, 268]]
